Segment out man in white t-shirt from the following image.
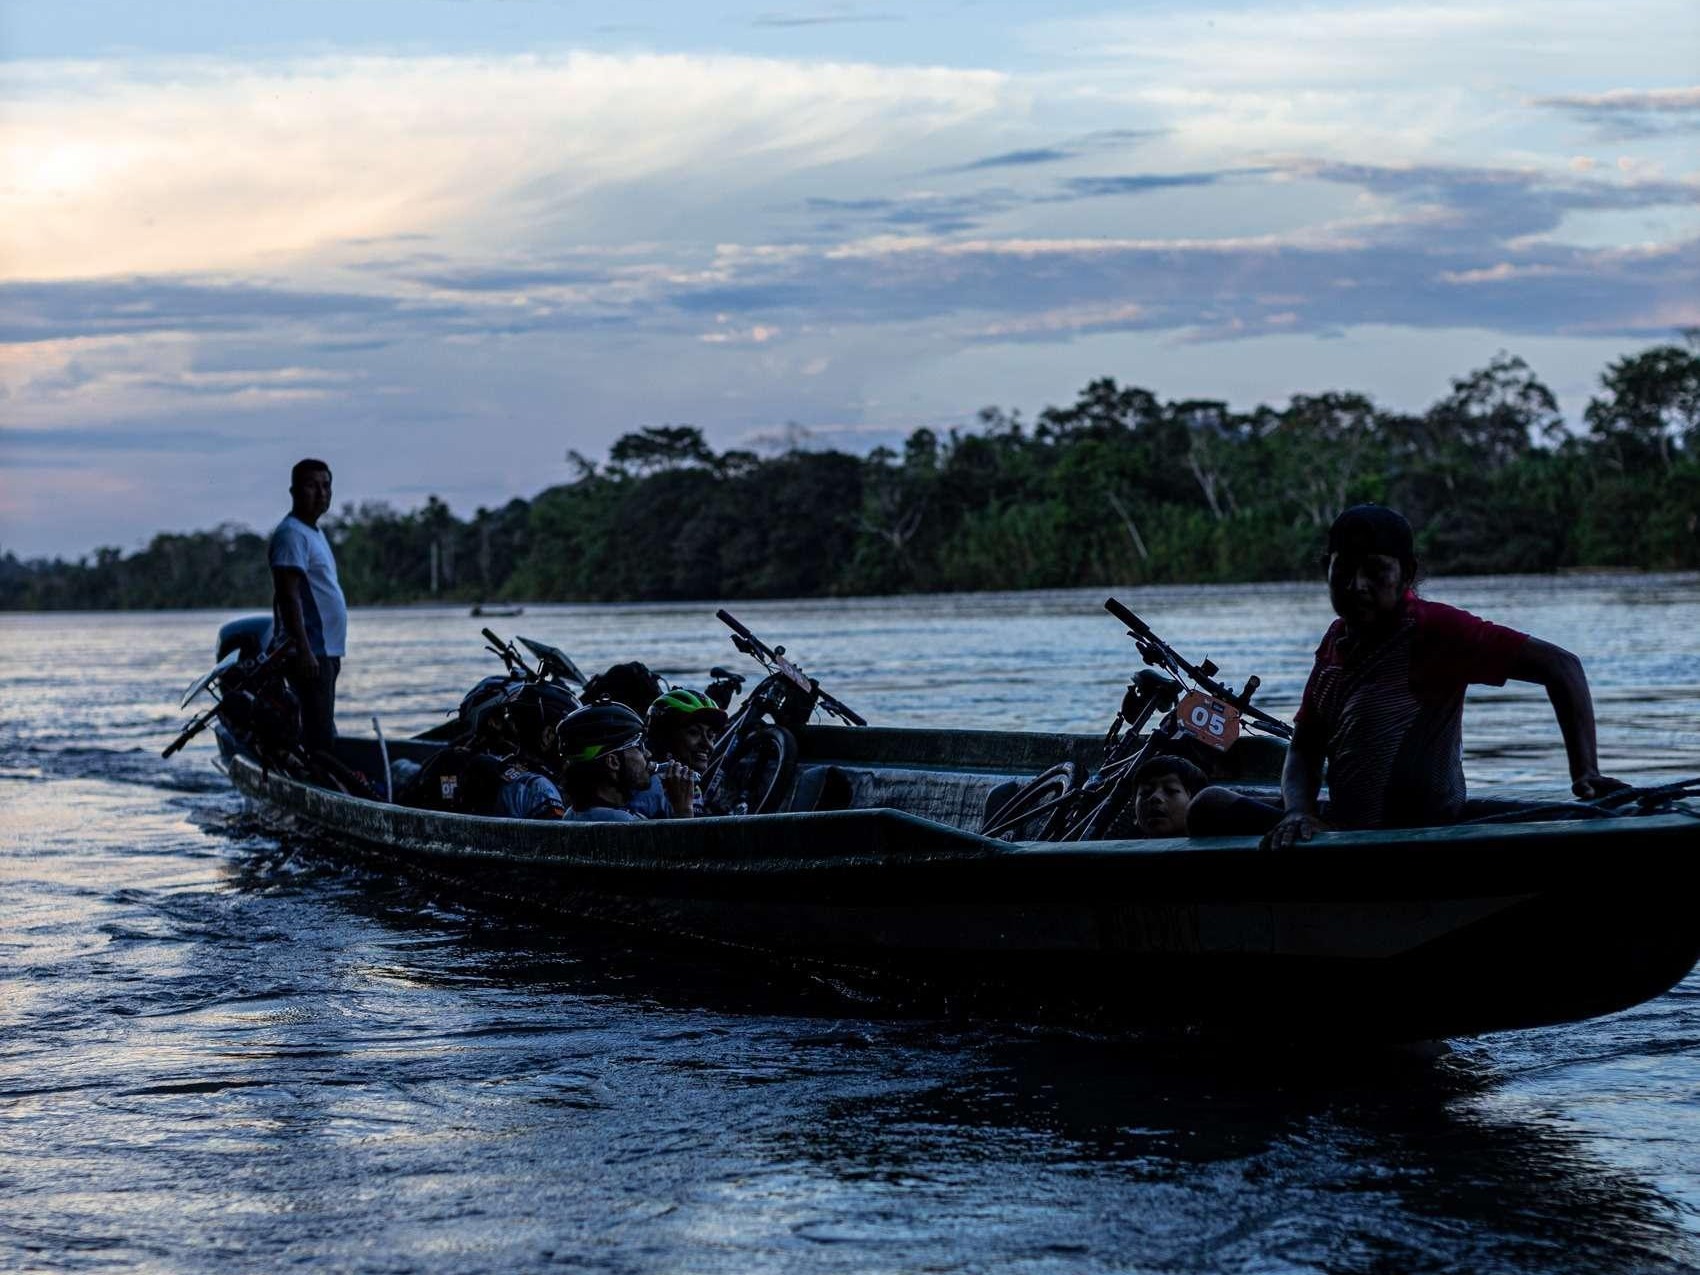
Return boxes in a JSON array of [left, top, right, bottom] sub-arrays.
[[269, 458, 348, 752]]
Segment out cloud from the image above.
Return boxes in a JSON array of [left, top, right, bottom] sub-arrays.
[[650, 161, 1700, 341], [405, 264, 624, 293], [750, 10, 904, 27], [9, 158, 1689, 391], [942, 147, 1078, 173], [1056, 1, 1696, 93], [9, 157, 1692, 379], [1023, 1, 1698, 174], [967, 303, 1151, 343], [698, 323, 782, 344], [1295, 160, 1700, 240], [800, 167, 1261, 237], [140, 367, 357, 400], [804, 189, 1022, 235], [0, 326, 373, 435], [0, 425, 240, 453], [0, 273, 675, 357], [1, 52, 1006, 283], [1056, 171, 1245, 199], [1534, 86, 1700, 139], [0, 278, 436, 344], [928, 129, 1167, 176], [1438, 263, 1563, 284]]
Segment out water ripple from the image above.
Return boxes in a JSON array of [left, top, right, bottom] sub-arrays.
[[3, 579, 1700, 1273]]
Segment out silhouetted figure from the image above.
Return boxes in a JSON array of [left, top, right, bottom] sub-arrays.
[[1189, 504, 1626, 846], [269, 458, 346, 753]]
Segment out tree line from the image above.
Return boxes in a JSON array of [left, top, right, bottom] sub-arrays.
[[4, 338, 1696, 611]]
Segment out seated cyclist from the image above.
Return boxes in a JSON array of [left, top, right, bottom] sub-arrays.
[[1128, 754, 1207, 837], [555, 703, 693, 822], [483, 700, 580, 821], [1187, 504, 1625, 847], [490, 757, 567, 820], [627, 689, 728, 819]]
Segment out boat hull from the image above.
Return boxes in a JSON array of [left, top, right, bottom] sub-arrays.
[[221, 736, 1700, 1042]]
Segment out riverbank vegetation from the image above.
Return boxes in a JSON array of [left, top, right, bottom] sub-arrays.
[[5, 339, 1696, 610]]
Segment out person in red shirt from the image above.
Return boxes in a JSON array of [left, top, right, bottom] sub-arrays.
[[1188, 504, 1625, 847]]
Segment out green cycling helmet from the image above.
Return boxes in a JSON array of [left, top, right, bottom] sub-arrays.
[[555, 703, 646, 765], [647, 687, 729, 734]]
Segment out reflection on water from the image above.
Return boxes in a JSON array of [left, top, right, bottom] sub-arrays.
[[782, 1042, 1691, 1274], [3, 576, 1699, 1272]]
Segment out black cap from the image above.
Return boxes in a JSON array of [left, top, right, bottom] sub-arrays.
[[1327, 504, 1415, 570]]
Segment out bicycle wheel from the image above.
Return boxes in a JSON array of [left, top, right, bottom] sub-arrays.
[[1062, 780, 1144, 841], [981, 761, 1078, 840], [705, 724, 798, 815], [1061, 737, 1162, 840]]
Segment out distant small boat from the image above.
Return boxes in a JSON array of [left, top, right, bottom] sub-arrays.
[[470, 605, 524, 618]]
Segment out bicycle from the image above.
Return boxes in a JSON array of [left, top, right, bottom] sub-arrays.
[[981, 597, 1293, 841], [699, 610, 866, 816]]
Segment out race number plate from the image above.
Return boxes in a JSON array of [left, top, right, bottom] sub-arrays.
[[1174, 690, 1242, 751], [773, 653, 814, 693]]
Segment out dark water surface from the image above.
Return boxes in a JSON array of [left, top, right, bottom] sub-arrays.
[[5, 576, 1700, 1274]]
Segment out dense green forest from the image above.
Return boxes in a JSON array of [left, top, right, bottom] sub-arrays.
[[4, 339, 1697, 611]]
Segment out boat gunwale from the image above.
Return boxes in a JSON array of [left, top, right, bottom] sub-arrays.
[[224, 748, 1700, 879]]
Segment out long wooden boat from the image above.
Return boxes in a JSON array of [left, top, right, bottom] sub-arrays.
[[216, 720, 1700, 1043]]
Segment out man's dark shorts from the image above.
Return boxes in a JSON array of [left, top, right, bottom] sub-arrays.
[[287, 656, 340, 754]]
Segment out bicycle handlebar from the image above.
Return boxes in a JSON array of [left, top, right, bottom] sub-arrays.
[[1103, 597, 1146, 637], [715, 609, 760, 646], [1103, 597, 1294, 738], [715, 609, 866, 726], [479, 627, 538, 681], [824, 697, 868, 727]]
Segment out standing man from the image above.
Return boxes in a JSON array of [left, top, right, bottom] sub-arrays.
[[269, 458, 347, 753]]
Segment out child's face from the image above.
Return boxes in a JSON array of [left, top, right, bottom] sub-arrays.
[[1135, 773, 1192, 837]]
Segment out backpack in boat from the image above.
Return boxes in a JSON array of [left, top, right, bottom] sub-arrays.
[[400, 746, 507, 814]]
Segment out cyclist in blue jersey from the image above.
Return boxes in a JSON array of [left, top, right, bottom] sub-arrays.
[[555, 704, 693, 822]]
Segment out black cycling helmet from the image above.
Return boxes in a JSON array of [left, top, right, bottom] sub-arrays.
[[555, 703, 646, 765], [646, 687, 729, 735]]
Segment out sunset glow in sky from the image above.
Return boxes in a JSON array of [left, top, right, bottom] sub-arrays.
[[3, 1, 1697, 557]]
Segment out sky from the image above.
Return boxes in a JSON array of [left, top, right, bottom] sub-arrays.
[[2, 0, 1697, 559]]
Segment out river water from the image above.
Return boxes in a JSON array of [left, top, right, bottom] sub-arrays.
[[4, 575, 1700, 1274]]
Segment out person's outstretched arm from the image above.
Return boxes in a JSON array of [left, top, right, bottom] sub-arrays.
[[1507, 637, 1626, 799]]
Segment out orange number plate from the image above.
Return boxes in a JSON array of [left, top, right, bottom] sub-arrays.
[[1174, 690, 1242, 751]]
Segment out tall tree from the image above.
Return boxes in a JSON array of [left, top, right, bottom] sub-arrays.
[[1585, 338, 1700, 473]]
